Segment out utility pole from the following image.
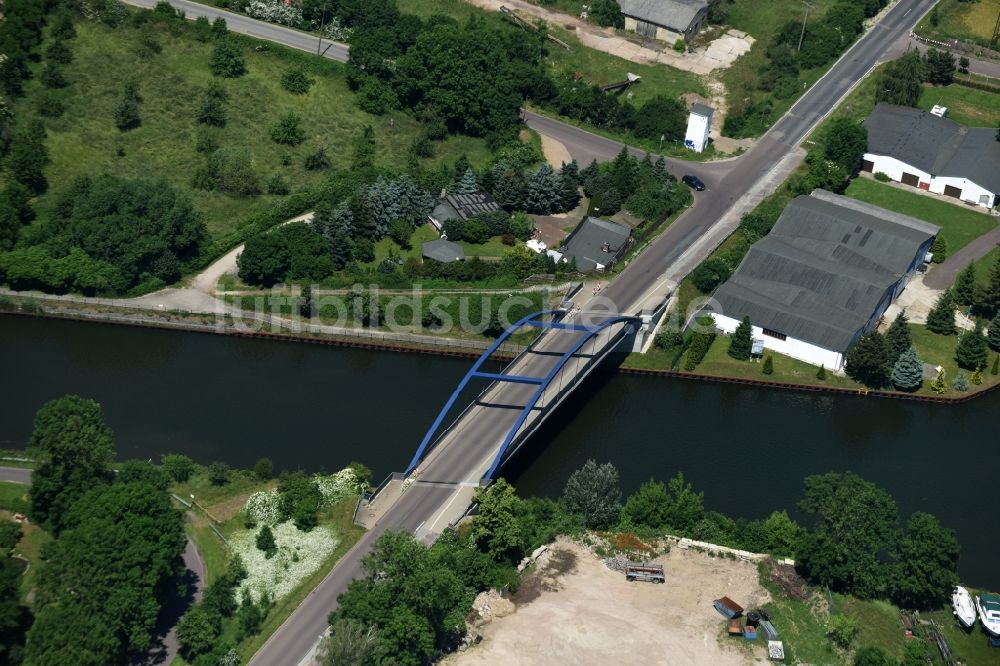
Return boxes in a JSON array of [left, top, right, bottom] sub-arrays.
[[317, 9, 326, 55], [992, 3, 1000, 47], [797, 0, 815, 52]]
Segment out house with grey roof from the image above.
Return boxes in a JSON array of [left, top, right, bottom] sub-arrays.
[[703, 190, 939, 370], [618, 0, 709, 44], [428, 192, 503, 232], [421, 239, 465, 263], [559, 217, 633, 273], [862, 103, 1000, 208]]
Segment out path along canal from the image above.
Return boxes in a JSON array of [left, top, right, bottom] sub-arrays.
[[1, 315, 996, 587]]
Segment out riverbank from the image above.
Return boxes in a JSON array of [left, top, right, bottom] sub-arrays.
[[4, 292, 998, 405]]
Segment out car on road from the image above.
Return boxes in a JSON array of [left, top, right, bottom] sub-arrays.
[[682, 175, 706, 191]]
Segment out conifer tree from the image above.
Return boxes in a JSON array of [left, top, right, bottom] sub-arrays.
[[762, 355, 773, 375], [952, 371, 969, 392], [989, 312, 1000, 352], [560, 159, 580, 185], [930, 368, 947, 394], [992, 354, 999, 375], [926, 289, 956, 335], [929, 235, 947, 263], [955, 321, 988, 370], [492, 168, 526, 211], [816, 365, 826, 380], [454, 167, 478, 195], [978, 254, 1000, 318], [954, 263, 976, 305], [971, 365, 983, 385], [525, 164, 563, 214], [728, 316, 753, 360], [884, 310, 911, 364], [845, 330, 890, 388], [891, 347, 923, 392]]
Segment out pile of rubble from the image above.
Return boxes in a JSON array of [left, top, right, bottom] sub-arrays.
[[603, 554, 630, 572]]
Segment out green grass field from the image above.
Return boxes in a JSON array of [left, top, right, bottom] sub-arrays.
[[844, 178, 998, 253], [918, 83, 1000, 127], [917, 0, 1000, 46], [13, 13, 488, 241]]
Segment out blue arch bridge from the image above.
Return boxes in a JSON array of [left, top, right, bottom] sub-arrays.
[[354, 306, 655, 542]]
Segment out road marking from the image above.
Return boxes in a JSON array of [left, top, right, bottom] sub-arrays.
[[903, 8, 911, 16]]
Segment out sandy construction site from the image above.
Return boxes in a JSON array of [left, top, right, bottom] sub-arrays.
[[446, 537, 772, 666]]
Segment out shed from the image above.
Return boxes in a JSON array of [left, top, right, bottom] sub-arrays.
[[422, 239, 465, 263], [618, 0, 709, 43]]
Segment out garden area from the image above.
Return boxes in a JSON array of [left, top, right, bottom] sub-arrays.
[[167, 460, 367, 664]]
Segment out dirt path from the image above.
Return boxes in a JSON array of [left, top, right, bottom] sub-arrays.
[[447, 537, 770, 666], [467, 0, 753, 75], [190, 212, 315, 294], [540, 133, 573, 168]]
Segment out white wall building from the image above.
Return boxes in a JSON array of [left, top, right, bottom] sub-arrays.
[[702, 190, 939, 371], [685, 103, 713, 153], [862, 103, 1000, 209]]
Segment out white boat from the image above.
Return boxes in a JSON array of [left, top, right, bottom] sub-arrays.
[[975, 592, 1000, 638], [952, 586, 976, 629]]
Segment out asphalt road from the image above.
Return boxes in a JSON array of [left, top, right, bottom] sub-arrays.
[[122, 0, 349, 61], [0, 466, 206, 665]]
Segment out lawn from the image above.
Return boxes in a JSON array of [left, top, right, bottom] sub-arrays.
[[0, 485, 52, 603], [925, 603, 1000, 666], [918, 83, 1000, 127], [972, 243, 1000, 286], [908, 323, 1000, 388], [13, 12, 489, 241], [844, 178, 998, 253], [916, 0, 1000, 47]]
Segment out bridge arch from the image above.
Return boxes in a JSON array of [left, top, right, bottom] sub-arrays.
[[405, 310, 640, 480]]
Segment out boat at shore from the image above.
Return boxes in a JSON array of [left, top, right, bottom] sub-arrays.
[[975, 592, 1000, 638], [952, 586, 976, 629]]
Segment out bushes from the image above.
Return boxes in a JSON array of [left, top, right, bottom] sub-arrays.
[[210, 39, 246, 77], [270, 112, 306, 145], [281, 67, 313, 94], [690, 257, 731, 293], [683, 317, 717, 370], [196, 81, 228, 127]]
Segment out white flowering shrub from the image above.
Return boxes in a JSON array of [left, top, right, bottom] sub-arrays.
[[243, 0, 304, 27], [245, 489, 281, 525], [82, 0, 128, 25], [321, 16, 353, 42], [314, 468, 361, 507], [218, 649, 241, 666], [231, 521, 339, 603]]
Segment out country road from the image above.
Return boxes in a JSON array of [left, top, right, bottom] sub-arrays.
[[0, 466, 207, 666]]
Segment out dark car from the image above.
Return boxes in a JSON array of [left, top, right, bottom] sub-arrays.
[[682, 175, 706, 191]]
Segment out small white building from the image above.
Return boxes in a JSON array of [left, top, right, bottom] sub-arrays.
[[702, 190, 939, 370], [684, 103, 713, 153], [618, 0, 709, 44], [862, 103, 1000, 209]]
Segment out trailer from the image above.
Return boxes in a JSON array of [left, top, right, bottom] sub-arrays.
[[624, 562, 665, 583]]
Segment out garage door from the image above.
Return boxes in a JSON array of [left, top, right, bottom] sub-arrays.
[[901, 172, 920, 187], [943, 185, 962, 199], [861, 159, 874, 173]]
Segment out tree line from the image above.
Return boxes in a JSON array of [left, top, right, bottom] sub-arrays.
[[0, 395, 188, 665], [323, 460, 960, 664]]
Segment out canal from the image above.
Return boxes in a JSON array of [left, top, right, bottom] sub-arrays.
[[1, 316, 996, 587]]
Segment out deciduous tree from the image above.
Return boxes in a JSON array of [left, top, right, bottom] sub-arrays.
[[796, 472, 898, 598], [210, 39, 246, 77], [889, 512, 959, 609], [562, 460, 621, 529], [471, 479, 523, 563]]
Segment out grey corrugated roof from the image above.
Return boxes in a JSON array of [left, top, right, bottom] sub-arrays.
[[422, 239, 465, 263], [560, 217, 631, 272], [711, 192, 938, 352], [864, 103, 1000, 192], [618, 0, 708, 31]]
